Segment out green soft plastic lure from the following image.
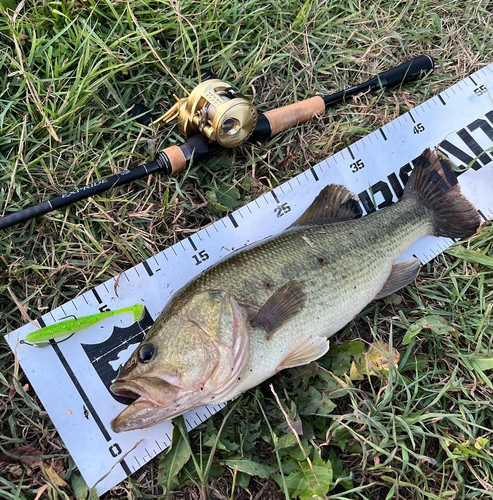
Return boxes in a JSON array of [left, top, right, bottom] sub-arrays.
[[25, 304, 145, 344]]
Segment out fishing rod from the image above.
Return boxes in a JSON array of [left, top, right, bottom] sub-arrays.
[[0, 55, 434, 230]]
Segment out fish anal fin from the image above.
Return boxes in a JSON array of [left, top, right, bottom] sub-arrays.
[[278, 336, 330, 371], [251, 281, 306, 338], [290, 184, 362, 228], [374, 258, 421, 300]]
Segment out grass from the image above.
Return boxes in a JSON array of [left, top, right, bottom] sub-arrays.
[[1, 0, 493, 498]]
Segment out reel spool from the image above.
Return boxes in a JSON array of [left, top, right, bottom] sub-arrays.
[[153, 79, 258, 148]]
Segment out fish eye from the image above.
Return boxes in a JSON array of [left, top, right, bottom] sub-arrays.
[[138, 343, 156, 363]]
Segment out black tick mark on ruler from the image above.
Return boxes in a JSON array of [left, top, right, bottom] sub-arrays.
[[188, 236, 197, 251], [379, 129, 388, 141], [478, 209, 488, 222], [228, 213, 239, 228], [92, 289, 102, 304], [142, 261, 153, 277]]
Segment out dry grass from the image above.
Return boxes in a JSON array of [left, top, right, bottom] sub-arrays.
[[1, 0, 493, 499]]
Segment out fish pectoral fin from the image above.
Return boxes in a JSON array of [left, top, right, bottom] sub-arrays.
[[289, 184, 362, 228], [251, 281, 306, 338], [374, 258, 421, 300], [278, 336, 330, 371]]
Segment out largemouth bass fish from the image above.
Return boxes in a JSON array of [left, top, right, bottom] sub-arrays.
[[111, 149, 480, 432]]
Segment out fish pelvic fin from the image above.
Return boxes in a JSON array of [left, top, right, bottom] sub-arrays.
[[278, 336, 330, 371], [403, 148, 480, 238], [251, 281, 306, 338], [289, 184, 362, 228], [374, 258, 421, 299]]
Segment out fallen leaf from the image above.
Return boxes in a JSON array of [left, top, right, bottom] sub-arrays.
[[349, 361, 364, 381], [365, 341, 400, 377], [43, 464, 68, 488], [0, 446, 43, 467]]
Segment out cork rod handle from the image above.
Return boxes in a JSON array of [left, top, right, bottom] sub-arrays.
[[263, 96, 326, 137]]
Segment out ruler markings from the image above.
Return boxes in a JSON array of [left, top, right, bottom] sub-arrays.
[[478, 209, 488, 221], [142, 261, 153, 277], [470, 76, 478, 86], [278, 185, 285, 194], [271, 191, 280, 204], [380, 129, 388, 141], [438, 95, 446, 106], [102, 282, 110, 294], [408, 111, 416, 123], [310, 167, 319, 181], [347, 146, 355, 160], [188, 236, 197, 251], [121, 461, 132, 475], [92, 289, 102, 304], [70, 300, 78, 311], [228, 213, 239, 228]]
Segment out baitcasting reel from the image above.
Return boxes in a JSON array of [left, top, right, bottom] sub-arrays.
[[152, 79, 258, 148], [0, 55, 435, 229]]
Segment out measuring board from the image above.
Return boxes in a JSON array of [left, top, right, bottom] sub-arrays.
[[6, 63, 493, 495]]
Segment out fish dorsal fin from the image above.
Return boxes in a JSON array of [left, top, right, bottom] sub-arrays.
[[278, 336, 330, 371], [374, 258, 421, 300], [251, 281, 306, 338], [290, 184, 362, 228]]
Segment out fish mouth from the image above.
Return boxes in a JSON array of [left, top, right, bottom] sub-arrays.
[[110, 378, 181, 433]]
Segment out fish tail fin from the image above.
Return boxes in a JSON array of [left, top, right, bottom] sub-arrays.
[[403, 148, 480, 238]]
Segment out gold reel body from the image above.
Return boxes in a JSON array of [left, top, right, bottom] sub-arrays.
[[154, 80, 258, 148]]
